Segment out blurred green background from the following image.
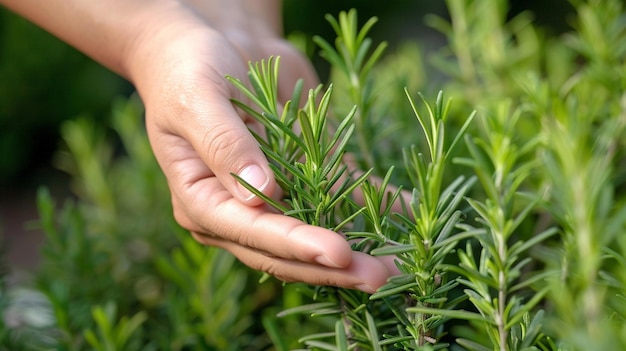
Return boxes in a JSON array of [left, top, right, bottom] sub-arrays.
[[0, 10, 131, 188], [0, 0, 571, 190]]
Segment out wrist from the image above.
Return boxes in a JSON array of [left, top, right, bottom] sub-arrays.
[[122, 2, 216, 88]]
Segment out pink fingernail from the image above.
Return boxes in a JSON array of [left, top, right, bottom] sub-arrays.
[[238, 165, 269, 201]]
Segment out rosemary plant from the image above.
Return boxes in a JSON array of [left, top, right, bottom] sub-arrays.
[[228, 11, 477, 350], [429, 102, 557, 351], [313, 9, 387, 173], [369, 90, 475, 350], [227, 58, 368, 232], [229, 2, 626, 350], [228, 56, 390, 350], [535, 2, 626, 347]]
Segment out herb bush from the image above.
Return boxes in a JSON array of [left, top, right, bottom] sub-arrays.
[[2, 0, 626, 350]]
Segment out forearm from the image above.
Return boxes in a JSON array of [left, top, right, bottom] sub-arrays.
[[0, 0, 282, 80], [0, 0, 166, 78]]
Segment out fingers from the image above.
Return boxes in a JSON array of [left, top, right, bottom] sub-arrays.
[[196, 235, 394, 293], [161, 125, 403, 289], [165, 150, 353, 268], [166, 152, 400, 291], [184, 194, 354, 269]]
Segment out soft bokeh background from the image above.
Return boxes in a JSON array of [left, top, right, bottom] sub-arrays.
[[0, 0, 571, 276]]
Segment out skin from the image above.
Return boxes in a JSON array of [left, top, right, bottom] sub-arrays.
[[1, 0, 399, 293]]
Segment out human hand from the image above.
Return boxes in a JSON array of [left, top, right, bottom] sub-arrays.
[[126, 3, 398, 293]]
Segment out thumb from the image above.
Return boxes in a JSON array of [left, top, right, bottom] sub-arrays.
[[186, 93, 276, 206]]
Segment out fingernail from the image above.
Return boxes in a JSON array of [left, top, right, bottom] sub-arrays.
[[238, 165, 270, 201], [315, 254, 342, 268], [355, 284, 376, 294]]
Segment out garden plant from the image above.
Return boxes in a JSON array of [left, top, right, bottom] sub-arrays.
[[1, 0, 626, 350]]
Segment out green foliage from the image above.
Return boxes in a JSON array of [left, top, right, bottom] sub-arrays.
[[228, 2, 626, 350], [83, 303, 147, 351], [1, 96, 295, 350], [313, 9, 387, 172], [2, 1, 626, 350], [228, 57, 367, 231]]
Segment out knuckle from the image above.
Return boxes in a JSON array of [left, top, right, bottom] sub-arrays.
[[202, 123, 246, 167], [256, 258, 279, 276], [257, 261, 297, 284]]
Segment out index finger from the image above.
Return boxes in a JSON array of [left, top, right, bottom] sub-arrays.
[[173, 174, 354, 269]]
